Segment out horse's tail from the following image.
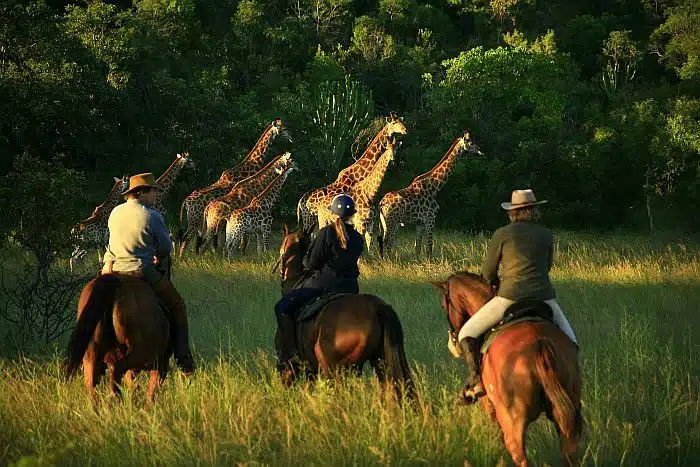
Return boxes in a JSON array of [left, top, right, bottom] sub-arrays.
[[534, 339, 582, 441], [378, 209, 387, 258], [377, 302, 416, 400], [64, 275, 120, 380]]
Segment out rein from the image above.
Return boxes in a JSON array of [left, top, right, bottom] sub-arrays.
[[444, 278, 461, 346]]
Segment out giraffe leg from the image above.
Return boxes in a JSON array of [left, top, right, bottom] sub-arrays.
[[414, 224, 424, 258], [262, 225, 271, 252], [256, 232, 263, 253], [425, 220, 435, 261], [178, 230, 191, 257]]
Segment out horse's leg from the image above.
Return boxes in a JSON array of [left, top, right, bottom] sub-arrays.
[[494, 406, 528, 467], [146, 369, 162, 407], [481, 395, 497, 422], [123, 370, 135, 393], [83, 342, 104, 402]]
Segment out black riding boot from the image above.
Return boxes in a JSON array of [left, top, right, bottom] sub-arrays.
[[457, 337, 486, 405], [276, 313, 298, 376]]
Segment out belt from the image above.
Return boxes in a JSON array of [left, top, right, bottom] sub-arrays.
[[113, 270, 145, 277]]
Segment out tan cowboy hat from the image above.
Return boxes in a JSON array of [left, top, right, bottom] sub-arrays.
[[501, 189, 547, 210], [122, 173, 157, 195]]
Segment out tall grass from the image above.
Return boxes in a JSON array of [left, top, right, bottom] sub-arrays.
[[1, 231, 699, 466]]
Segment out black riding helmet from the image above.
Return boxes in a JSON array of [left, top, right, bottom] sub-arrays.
[[329, 194, 356, 219]]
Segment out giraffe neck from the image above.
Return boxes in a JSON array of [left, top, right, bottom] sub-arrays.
[[243, 124, 276, 167], [88, 179, 125, 222], [419, 139, 465, 196], [353, 146, 393, 202], [253, 169, 291, 210], [335, 126, 389, 186], [156, 156, 186, 197], [224, 155, 284, 200]]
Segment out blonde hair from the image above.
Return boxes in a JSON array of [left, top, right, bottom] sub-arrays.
[[331, 214, 348, 250], [508, 206, 541, 223]]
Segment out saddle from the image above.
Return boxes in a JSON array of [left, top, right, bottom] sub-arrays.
[[296, 293, 353, 323], [480, 299, 554, 355]]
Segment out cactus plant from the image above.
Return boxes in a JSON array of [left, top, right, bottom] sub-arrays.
[[310, 75, 374, 178]]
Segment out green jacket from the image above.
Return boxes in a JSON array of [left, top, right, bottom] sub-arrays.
[[481, 221, 555, 301]]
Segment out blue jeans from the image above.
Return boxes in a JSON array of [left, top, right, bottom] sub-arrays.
[[274, 288, 323, 329]]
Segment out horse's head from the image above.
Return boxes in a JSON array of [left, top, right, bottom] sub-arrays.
[[431, 271, 493, 357], [276, 223, 314, 294]]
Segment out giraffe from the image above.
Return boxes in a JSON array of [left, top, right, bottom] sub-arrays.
[[224, 166, 296, 260], [378, 130, 483, 260], [177, 120, 291, 256], [69, 175, 128, 272], [317, 138, 400, 249], [200, 152, 295, 251], [152, 152, 195, 218], [296, 114, 407, 231], [215, 118, 292, 185]]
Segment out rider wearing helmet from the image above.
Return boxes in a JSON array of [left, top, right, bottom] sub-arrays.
[[275, 193, 364, 373], [101, 173, 195, 376], [456, 189, 577, 403]]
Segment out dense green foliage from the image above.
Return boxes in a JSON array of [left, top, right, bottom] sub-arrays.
[[1, 0, 700, 231], [1, 231, 699, 465]]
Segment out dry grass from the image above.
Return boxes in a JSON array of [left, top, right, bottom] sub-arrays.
[[1, 230, 699, 466]]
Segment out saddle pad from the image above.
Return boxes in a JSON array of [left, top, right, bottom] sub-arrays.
[[480, 316, 550, 355], [296, 293, 353, 323]]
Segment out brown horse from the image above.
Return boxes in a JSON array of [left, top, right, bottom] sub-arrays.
[[432, 271, 582, 466], [64, 273, 171, 404], [275, 225, 416, 399]]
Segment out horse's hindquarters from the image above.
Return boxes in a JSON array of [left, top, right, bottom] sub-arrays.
[[481, 322, 581, 465]]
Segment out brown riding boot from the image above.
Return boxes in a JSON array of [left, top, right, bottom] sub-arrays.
[[153, 278, 195, 376], [456, 337, 486, 405], [277, 313, 298, 385]]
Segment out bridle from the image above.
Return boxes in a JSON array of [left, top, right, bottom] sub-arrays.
[[275, 232, 310, 291]]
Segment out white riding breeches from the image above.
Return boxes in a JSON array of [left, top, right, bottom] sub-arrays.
[[457, 296, 578, 344]]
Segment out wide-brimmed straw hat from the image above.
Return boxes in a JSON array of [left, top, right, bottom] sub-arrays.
[[500, 189, 547, 210], [122, 173, 158, 195]]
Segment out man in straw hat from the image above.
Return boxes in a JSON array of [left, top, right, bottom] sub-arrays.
[[101, 173, 195, 375], [452, 189, 577, 404]]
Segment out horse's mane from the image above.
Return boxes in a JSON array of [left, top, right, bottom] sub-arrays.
[[449, 270, 492, 298]]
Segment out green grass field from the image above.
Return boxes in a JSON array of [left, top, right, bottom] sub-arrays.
[[1, 230, 699, 466]]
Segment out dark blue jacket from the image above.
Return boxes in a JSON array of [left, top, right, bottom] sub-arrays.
[[300, 222, 363, 294]]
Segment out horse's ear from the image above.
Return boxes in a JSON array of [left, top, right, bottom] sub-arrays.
[[430, 280, 447, 294], [282, 224, 289, 237]]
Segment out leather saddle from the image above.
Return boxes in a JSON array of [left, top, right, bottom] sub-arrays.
[[480, 299, 554, 354], [296, 293, 353, 323]]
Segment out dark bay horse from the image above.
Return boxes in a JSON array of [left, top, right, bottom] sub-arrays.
[[432, 271, 582, 466], [275, 225, 416, 399], [64, 273, 171, 404]]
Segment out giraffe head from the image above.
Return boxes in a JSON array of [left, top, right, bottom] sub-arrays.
[[274, 152, 298, 174], [386, 112, 407, 138], [271, 118, 293, 144], [458, 131, 483, 156], [177, 152, 196, 169]]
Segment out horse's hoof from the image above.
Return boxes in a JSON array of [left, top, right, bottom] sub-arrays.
[[279, 368, 295, 387]]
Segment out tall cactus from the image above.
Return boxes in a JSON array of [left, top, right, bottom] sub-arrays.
[[310, 75, 374, 178]]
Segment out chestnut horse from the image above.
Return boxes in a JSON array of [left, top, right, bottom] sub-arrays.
[[64, 273, 171, 404], [275, 225, 416, 399], [432, 271, 582, 466]]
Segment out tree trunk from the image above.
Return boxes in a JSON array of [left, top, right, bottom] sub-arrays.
[[645, 171, 654, 234]]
